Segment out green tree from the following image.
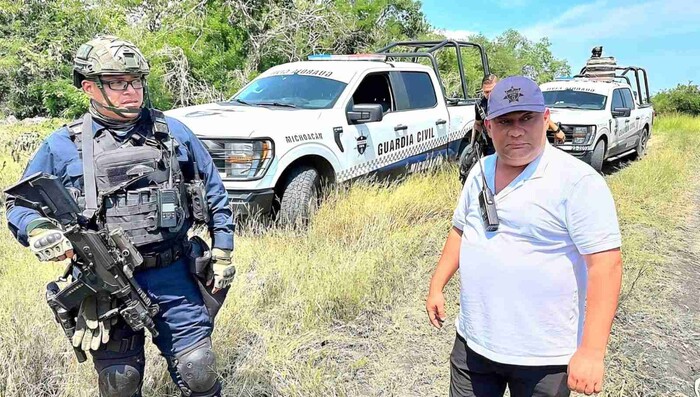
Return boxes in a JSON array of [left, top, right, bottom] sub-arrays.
[[652, 83, 700, 115], [1, 0, 570, 118], [0, 0, 121, 117]]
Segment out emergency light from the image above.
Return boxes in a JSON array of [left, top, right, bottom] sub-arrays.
[[307, 54, 387, 61]]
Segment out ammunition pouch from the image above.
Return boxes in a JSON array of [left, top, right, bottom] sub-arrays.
[[186, 236, 228, 322], [140, 241, 187, 270], [187, 181, 210, 225]]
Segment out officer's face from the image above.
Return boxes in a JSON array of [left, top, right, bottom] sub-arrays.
[[485, 109, 549, 167], [82, 75, 144, 120], [482, 82, 496, 98]]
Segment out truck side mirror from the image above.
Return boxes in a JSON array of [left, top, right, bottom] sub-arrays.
[[347, 104, 384, 124], [611, 107, 631, 118]]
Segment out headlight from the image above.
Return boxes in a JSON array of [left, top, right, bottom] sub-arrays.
[[572, 126, 596, 145], [200, 139, 274, 180]]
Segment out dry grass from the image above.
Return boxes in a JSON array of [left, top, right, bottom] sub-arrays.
[[0, 115, 698, 396]]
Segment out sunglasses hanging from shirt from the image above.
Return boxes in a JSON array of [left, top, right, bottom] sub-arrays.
[[475, 141, 499, 232]]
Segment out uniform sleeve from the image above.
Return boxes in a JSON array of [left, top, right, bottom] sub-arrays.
[[5, 141, 54, 246], [564, 174, 622, 255], [474, 102, 483, 122], [178, 124, 235, 251]]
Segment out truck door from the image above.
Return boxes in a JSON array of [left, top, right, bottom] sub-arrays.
[[337, 71, 398, 181], [621, 87, 641, 151], [609, 88, 630, 156], [388, 70, 450, 174]]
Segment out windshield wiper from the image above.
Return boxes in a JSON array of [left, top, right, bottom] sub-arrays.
[[255, 101, 298, 108], [549, 104, 581, 109], [233, 98, 252, 106]]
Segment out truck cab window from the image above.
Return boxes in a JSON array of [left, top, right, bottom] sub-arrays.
[[622, 88, 636, 109], [351, 73, 394, 113], [611, 89, 625, 110], [398, 71, 437, 110]]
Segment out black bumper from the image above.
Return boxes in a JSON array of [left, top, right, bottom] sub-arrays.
[[555, 146, 593, 164], [228, 189, 275, 217]]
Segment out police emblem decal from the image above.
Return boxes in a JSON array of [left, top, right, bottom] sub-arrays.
[[504, 86, 524, 103], [356, 135, 367, 155]]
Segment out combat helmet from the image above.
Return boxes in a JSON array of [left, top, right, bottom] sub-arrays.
[[73, 35, 150, 116]]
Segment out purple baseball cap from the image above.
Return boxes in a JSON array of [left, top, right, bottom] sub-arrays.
[[486, 76, 546, 120]]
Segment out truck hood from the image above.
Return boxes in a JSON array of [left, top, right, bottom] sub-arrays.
[[165, 102, 323, 139], [548, 108, 608, 126]]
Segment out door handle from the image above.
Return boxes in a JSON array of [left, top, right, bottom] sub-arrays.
[[635, 117, 641, 120], [436, 119, 447, 125], [394, 124, 408, 131]]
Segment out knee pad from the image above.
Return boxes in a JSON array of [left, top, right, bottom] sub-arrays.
[[92, 329, 146, 397], [96, 361, 144, 397], [168, 337, 220, 396]]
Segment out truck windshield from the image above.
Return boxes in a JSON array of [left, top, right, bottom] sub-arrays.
[[543, 90, 607, 110], [231, 74, 347, 109]]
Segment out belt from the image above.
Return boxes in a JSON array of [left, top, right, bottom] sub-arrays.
[[140, 241, 188, 270], [103, 332, 145, 354]]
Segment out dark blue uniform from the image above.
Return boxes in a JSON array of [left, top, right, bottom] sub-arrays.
[[6, 112, 234, 393], [474, 96, 496, 155]]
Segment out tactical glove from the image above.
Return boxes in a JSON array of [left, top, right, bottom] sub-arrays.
[[210, 248, 236, 292], [27, 217, 73, 262], [72, 294, 117, 352]]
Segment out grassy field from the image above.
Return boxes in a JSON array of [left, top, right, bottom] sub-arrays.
[[0, 115, 698, 396]]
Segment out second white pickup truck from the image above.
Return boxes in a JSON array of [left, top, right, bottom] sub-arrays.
[[540, 48, 654, 172]]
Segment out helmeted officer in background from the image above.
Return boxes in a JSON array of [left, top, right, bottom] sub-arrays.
[[5, 35, 236, 397]]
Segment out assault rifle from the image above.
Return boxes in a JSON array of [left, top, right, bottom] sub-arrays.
[[4, 172, 160, 363]]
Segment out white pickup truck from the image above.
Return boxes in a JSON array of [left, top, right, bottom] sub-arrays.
[[166, 40, 490, 224], [540, 52, 654, 172]]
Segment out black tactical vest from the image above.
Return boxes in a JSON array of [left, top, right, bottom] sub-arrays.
[[69, 110, 190, 248]]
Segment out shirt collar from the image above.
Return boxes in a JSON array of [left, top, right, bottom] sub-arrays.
[[485, 141, 552, 198], [530, 142, 553, 180]]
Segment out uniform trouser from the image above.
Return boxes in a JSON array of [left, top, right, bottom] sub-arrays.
[[90, 257, 218, 396], [449, 333, 570, 397]]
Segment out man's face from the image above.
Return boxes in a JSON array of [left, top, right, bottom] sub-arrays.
[[82, 74, 144, 120], [482, 81, 497, 99], [485, 109, 549, 167]]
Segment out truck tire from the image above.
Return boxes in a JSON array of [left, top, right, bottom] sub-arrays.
[[278, 166, 320, 227], [590, 140, 605, 172], [631, 127, 649, 160]]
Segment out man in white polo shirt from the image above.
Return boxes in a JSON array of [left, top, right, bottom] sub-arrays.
[[426, 76, 622, 397]]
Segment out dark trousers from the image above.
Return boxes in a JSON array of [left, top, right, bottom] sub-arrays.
[[450, 333, 570, 397], [90, 257, 215, 396]]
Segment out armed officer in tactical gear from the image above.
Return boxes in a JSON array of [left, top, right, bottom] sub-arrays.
[[5, 35, 235, 397]]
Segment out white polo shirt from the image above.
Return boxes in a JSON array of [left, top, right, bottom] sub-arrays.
[[452, 143, 621, 366]]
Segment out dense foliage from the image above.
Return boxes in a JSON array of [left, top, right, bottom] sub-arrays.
[[0, 0, 569, 118], [652, 83, 700, 115]]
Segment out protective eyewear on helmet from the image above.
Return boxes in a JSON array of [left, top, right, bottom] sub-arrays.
[[100, 78, 144, 91]]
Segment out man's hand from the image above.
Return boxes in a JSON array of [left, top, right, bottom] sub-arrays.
[[554, 130, 566, 144], [72, 294, 116, 352], [209, 248, 235, 294], [27, 217, 73, 262], [426, 291, 447, 329], [567, 347, 605, 395]]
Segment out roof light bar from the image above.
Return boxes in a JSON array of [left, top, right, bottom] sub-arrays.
[[307, 54, 387, 61]]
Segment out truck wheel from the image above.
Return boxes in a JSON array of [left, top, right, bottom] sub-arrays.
[[590, 140, 605, 172], [278, 166, 320, 227], [631, 127, 649, 160]]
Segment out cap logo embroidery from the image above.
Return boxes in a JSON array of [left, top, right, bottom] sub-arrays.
[[504, 86, 524, 103]]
